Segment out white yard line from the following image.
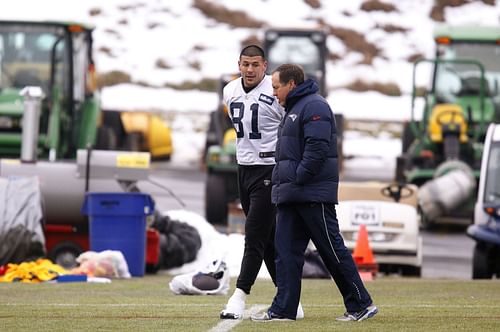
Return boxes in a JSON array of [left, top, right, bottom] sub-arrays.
[[3, 303, 500, 309], [206, 304, 267, 332], [2, 303, 214, 307]]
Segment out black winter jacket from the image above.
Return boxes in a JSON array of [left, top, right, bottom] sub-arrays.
[[271, 79, 339, 204]]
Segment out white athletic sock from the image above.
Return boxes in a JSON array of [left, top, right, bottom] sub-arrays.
[[222, 288, 246, 316], [296, 302, 304, 319]]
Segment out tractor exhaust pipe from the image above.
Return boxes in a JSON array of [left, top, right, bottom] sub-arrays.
[[20, 87, 44, 163]]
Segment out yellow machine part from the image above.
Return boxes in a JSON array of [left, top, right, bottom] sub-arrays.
[[223, 128, 236, 146], [119, 112, 173, 159], [428, 104, 468, 143], [120, 112, 149, 135], [148, 114, 173, 158]]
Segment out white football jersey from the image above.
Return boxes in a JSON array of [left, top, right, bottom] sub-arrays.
[[223, 75, 283, 165]]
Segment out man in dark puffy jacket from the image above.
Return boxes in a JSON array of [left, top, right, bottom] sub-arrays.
[[251, 64, 377, 323]]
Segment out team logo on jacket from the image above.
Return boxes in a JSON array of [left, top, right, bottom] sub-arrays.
[[288, 114, 297, 122], [263, 179, 271, 186], [259, 93, 274, 105]]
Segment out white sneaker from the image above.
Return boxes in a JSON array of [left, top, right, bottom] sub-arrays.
[[296, 302, 304, 320], [220, 288, 246, 320], [251, 302, 304, 322], [251, 309, 292, 322], [336, 305, 378, 322]]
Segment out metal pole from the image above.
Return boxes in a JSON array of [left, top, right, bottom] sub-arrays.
[[20, 86, 45, 163]]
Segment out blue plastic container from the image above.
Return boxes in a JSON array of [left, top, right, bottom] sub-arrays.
[[81, 192, 155, 277]]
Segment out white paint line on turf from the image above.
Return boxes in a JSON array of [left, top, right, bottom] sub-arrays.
[[4, 303, 500, 309], [207, 304, 267, 332]]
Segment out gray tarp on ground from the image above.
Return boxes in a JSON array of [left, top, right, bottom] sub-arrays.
[[0, 176, 45, 265]]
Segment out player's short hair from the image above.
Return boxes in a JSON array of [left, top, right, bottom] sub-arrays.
[[273, 64, 304, 86], [240, 44, 266, 60]]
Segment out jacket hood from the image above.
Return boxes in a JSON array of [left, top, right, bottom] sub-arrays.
[[285, 78, 319, 110]]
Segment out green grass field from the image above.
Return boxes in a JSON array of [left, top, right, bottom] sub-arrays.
[[1, 274, 499, 331]]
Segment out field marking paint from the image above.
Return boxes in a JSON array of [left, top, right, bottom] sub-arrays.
[[2, 303, 215, 307], [3, 303, 500, 309], [207, 304, 267, 332]]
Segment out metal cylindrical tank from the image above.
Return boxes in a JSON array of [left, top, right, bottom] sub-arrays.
[[418, 160, 476, 221], [0, 150, 150, 225], [0, 160, 122, 224]]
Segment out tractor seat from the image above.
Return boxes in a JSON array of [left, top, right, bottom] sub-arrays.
[[457, 76, 490, 97], [428, 104, 468, 143]]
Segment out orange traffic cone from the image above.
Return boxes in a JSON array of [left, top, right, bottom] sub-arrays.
[[352, 224, 378, 281]]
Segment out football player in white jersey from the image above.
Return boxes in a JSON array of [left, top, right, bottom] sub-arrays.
[[219, 45, 304, 320]]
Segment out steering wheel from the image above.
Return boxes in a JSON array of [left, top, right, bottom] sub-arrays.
[[435, 109, 466, 126], [381, 183, 414, 203]]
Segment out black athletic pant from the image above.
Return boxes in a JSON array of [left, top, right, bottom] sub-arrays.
[[236, 164, 277, 294]]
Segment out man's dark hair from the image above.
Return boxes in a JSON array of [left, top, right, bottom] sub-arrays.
[[240, 44, 266, 60], [274, 64, 305, 86]]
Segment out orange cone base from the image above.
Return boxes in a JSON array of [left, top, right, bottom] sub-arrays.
[[359, 271, 374, 281], [352, 224, 378, 281], [357, 264, 378, 281]]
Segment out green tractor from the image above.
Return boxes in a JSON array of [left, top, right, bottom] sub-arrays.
[[396, 25, 500, 228], [0, 20, 123, 267], [264, 28, 328, 97], [203, 29, 336, 226], [264, 28, 344, 171], [0, 20, 107, 160], [0, 20, 173, 164], [204, 73, 239, 226]]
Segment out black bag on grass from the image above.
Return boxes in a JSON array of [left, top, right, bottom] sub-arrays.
[[151, 213, 202, 269]]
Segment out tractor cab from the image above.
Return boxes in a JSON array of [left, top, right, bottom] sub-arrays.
[[0, 20, 99, 160], [264, 29, 328, 97]]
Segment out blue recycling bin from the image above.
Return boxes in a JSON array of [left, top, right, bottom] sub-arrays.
[[81, 192, 155, 277]]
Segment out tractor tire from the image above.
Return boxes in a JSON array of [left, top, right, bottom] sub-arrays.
[[206, 111, 220, 145], [394, 156, 407, 183], [418, 205, 435, 230], [146, 257, 161, 274], [95, 125, 118, 150], [401, 265, 421, 277], [205, 172, 228, 226], [401, 121, 416, 153], [125, 132, 143, 151], [48, 242, 83, 270], [472, 242, 494, 279], [203, 111, 219, 164]]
